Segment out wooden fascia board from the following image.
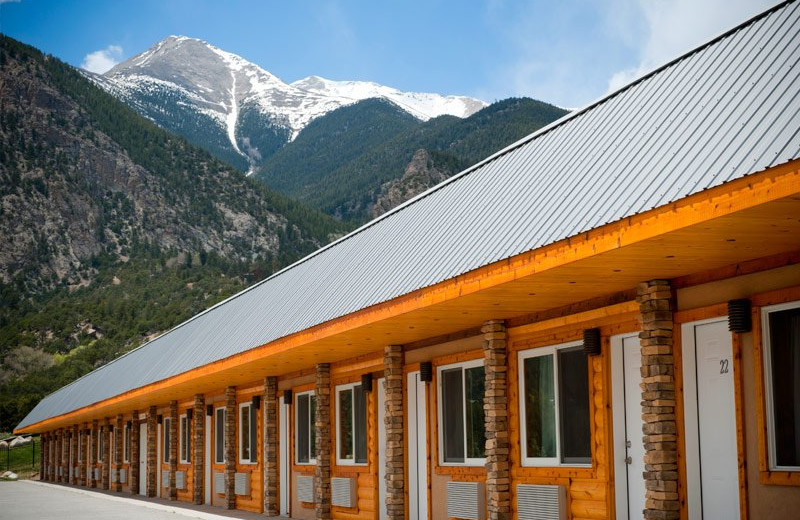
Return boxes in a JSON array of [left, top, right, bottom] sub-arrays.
[[16, 159, 800, 434]]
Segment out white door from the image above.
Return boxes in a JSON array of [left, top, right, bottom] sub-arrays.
[[407, 371, 428, 520], [205, 414, 211, 504], [139, 423, 147, 495], [279, 395, 289, 516], [612, 333, 646, 520], [682, 318, 740, 520], [377, 378, 387, 520]]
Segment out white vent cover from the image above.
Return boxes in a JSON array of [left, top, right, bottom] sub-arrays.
[[120, 468, 127, 485], [176, 470, 186, 490], [111, 470, 118, 483], [93, 468, 99, 480], [447, 481, 485, 520], [331, 477, 356, 508], [69, 466, 74, 479], [517, 484, 567, 520], [234, 472, 251, 496], [214, 471, 225, 494], [297, 475, 315, 503], [161, 471, 169, 487]]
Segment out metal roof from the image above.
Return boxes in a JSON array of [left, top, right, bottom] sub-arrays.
[[17, 0, 800, 430]]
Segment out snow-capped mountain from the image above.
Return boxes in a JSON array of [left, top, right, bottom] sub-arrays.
[[92, 36, 486, 174]]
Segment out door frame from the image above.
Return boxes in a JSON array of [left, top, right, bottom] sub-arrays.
[[611, 332, 644, 520], [407, 371, 428, 520], [205, 413, 211, 504], [680, 316, 746, 520], [279, 394, 289, 516]]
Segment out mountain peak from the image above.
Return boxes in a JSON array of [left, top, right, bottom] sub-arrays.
[[94, 37, 487, 173]]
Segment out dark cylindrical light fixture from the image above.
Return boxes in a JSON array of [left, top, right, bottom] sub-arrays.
[[206, 405, 213, 416], [252, 395, 261, 410], [583, 328, 602, 355], [420, 361, 433, 383], [361, 373, 373, 392], [186, 409, 193, 421], [283, 389, 293, 405], [126, 421, 132, 429], [728, 299, 752, 333], [156, 415, 162, 424]]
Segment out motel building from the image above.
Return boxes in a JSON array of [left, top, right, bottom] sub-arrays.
[[15, 2, 800, 519]]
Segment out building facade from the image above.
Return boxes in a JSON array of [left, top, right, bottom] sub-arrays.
[[18, 2, 800, 519]]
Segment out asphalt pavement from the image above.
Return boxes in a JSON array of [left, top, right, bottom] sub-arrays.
[[0, 480, 278, 520]]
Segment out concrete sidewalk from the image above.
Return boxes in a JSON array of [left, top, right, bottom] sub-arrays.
[[0, 480, 284, 519]]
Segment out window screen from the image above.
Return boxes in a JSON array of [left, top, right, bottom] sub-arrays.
[[768, 306, 800, 468]]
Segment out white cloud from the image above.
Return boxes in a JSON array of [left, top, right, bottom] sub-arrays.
[[607, 0, 776, 92], [81, 45, 124, 74]]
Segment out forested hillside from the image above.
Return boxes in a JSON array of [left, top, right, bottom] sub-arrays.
[[0, 36, 347, 431], [256, 97, 568, 221]]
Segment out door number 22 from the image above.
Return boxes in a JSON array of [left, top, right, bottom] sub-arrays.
[[719, 358, 730, 374]]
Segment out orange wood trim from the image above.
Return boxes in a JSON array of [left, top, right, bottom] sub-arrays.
[[673, 250, 800, 289], [18, 160, 800, 434], [509, 301, 639, 339], [331, 352, 383, 377], [750, 286, 800, 308], [673, 324, 689, 520], [732, 332, 749, 520], [674, 303, 727, 324]]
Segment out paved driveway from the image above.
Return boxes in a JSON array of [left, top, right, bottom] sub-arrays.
[[0, 480, 273, 520]]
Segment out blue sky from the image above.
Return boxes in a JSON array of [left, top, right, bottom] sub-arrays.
[[0, 0, 776, 108]]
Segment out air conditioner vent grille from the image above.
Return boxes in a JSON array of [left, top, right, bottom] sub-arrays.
[[517, 484, 566, 520]]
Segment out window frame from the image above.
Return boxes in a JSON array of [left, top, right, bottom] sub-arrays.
[[518, 340, 592, 468], [761, 300, 800, 472], [179, 414, 190, 464], [294, 390, 317, 465], [436, 358, 486, 467], [162, 417, 171, 464], [98, 428, 104, 462], [214, 407, 226, 464], [123, 423, 130, 463], [335, 381, 368, 466], [239, 402, 257, 465]]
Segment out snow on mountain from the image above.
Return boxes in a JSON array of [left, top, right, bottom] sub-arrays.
[[291, 75, 487, 120], [94, 36, 486, 174]]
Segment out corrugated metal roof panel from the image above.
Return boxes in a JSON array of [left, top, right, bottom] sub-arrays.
[[17, 0, 800, 430]]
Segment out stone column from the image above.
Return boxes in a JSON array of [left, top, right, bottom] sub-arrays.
[[483, 320, 510, 520], [315, 363, 332, 520], [90, 420, 98, 488], [192, 395, 205, 504], [147, 406, 157, 497], [169, 401, 178, 500], [101, 420, 110, 490], [71, 426, 78, 484], [225, 386, 237, 509], [637, 280, 679, 520], [384, 345, 405, 520], [131, 410, 140, 495], [114, 414, 123, 491], [263, 377, 279, 515], [79, 424, 87, 485]]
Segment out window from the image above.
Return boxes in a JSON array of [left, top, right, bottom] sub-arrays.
[[519, 341, 591, 466], [437, 359, 485, 465], [78, 431, 82, 462], [295, 391, 317, 464], [336, 382, 368, 465], [163, 418, 171, 463], [763, 301, 800, 471], [98, 428, 104, 462], [111, 429, 116, 464], [239, 403, 257, 464], [179, 414, 190, 464], [215, 408, 225, 464]]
